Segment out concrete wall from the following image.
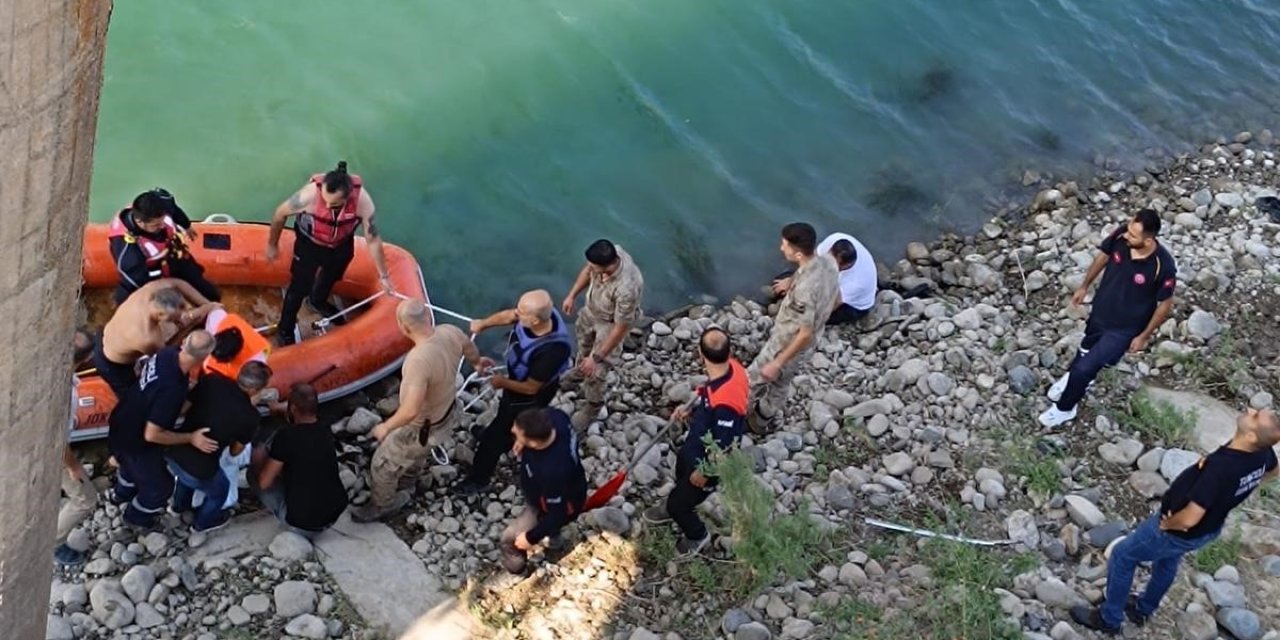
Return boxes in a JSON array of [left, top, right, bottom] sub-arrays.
[[0, 0, 112, 636]]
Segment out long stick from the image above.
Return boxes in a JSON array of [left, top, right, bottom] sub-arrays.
[[863, 517, 1013, 546]]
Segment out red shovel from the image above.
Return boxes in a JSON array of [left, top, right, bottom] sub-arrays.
[[583, 401, 692, 511]]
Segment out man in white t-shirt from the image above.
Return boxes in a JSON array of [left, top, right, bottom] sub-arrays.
[[772, 232, 878, 325]]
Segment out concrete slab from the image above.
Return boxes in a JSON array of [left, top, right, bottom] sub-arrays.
[[186, 511, 282, 566], [1142, 386, 1238, 453], [316, 513, 476, 639]]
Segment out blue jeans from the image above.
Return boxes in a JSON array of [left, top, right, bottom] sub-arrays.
[[1057, 319, 1136, 411], [166, 459, 230, 531], [1101, 514, 1218, 627]]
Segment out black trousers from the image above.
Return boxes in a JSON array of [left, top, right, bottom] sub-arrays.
[[278, 234, 355, 336], [113, 258, 221, 305], [92, 340, 137, 399], [827, 303, 871, 326], [666, 457, 715, 540], [466, 389, 554, 486]]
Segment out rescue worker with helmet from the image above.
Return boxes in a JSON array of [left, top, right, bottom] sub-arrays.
[[109, 188, 220, 304], [454, 289, 575, 497], [266, 161, 394, 346]]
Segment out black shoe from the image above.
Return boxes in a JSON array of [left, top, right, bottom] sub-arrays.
[[1070, 605, 1121, 635], [307, 299, 346, 326], [451, 480, 490, 498], [192, 510, 232, 534], [275, 330, 297, 347], [1125, 596, 1149, 627]]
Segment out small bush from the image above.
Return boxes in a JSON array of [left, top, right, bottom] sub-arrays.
[[1123, 391, 1196, 445], [1192, 527, 1243, 574]]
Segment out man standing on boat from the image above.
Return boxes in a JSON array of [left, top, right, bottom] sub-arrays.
[[454, 289, 574, 497], [352, 299, 490, 522], [266, 161, 394, 346], [560, 239, 645, 430], [110, 188, 221, 304], [748, 223, 840, 434], [1038, 209, 1177, 428]]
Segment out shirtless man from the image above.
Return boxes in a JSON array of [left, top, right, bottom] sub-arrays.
[[351, 299, 490, 522], [94, 278, 220, 397]]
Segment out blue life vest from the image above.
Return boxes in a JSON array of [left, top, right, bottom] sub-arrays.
[[505, 309, 574, 382]]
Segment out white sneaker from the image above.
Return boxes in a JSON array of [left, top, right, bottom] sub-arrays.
[[1047, 373, 1070, 403], [1038, 405, 1077, 428]]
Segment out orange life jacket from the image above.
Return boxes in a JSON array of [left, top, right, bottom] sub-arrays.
[[203, 312, 272, 379], [109, 212, 181, 279], [297, 173, 364, 248]]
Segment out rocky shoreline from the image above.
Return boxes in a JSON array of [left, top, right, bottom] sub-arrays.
[[52, 130, 1280, 640]]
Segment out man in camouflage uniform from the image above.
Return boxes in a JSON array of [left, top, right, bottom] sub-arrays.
[[748, 223, 840, 434], [561, 238, 645, 430]]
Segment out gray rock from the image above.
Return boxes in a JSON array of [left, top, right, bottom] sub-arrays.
[[346, 407, 381, 435], [65, 528, 91, 553], [84, 557, 115, 575], [838, 563, 867, 586], [141, 532, 169, 556], [62, 584, 88, 612], [1250, 391, 1274, 410], [631, 462, 659, 485], [866, 415, 890, 437], [1204, 579, 1246, 608], [1034, 577, 1082, 609], [882, 452, 915, 476], [590, 506, 631, 535], [1085, 522, 1127, 548], [781, 618, 815, 639], [925, 372, 955, 396], [1006, 510, 1039, 548], [629, 629, 661, 640], [134, 602, 164, 629], [1161, 449, 1200, 482], [850, 399, 892, 418], [1261, 555, 1280, 577], [227, 605, 251, 626], [822, 389, 854, 411], [1136, 448, 1165, 473], [285, 614, 330, 639], [45, 615, 74, 640], [650, 321, 672, 336], [1129, 471, 1169, 498], [895, 358, 929, 384], [1098, 439, 1144, 466], [1049, 620, 1083, 640], [269, 531, 314, 563], [1186, 310, 1223, 341], [825, 484, 856, 511], [1216, 607, 1261, 640], [1064, 495, 1106, 528], [1008, 366, 1038, 395], [1177, 610, 1218, 640], [1215, 192, 1245, 208], [735, 621, 773, 640], [121, 564, 155, 604], [953, 308, 982, 330], [274, 581, 318, 619], [1025, 270, 1050, 292], [1214, 565, 1240, 584], [90, 580, 135, 630], [722, 609, 752, 635], [1191, 188, 1213, 207]]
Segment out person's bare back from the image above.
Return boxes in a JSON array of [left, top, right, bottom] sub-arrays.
[[102, 278, 216, 364]]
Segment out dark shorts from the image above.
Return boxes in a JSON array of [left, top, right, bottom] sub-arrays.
[[92, 341, 137, 398], [828, 303, 871, 326]]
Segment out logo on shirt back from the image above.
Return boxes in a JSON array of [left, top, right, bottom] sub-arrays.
[[1133, 273, 1146, 285], [1236, 465, 1269, 497], [1112, 252, 1122, 264]]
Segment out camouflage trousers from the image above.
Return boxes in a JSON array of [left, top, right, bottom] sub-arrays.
[[368, 401, 461, 508]]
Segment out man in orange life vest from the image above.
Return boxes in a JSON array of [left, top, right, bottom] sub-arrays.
[[109, 188, 221, 304], [266, 161, 394, 346], [643, 327, 749, 556]]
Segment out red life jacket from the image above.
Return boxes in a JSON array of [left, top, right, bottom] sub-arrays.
[[109, 211, 180, 279], [298, 173, 363, 248]]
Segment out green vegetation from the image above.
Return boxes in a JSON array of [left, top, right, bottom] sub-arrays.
[[1191, 527, 1243, 574], [1170, 330, 1251, 399], [1121, 391, 1197, 446]]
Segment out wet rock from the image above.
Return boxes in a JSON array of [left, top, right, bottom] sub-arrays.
[[269, 531, 314, 563]]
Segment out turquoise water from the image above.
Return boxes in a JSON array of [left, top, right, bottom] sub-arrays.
[[92, 0, 1280, 314]]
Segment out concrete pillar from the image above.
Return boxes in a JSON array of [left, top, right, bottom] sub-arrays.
[[0, 0, 112, 636]]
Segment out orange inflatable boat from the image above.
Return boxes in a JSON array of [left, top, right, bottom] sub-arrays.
[[73, 215, 430, 442]]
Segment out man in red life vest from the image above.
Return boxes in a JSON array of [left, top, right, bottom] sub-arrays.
[[109, 188, 220, 304], [266, 161, 395, 346]]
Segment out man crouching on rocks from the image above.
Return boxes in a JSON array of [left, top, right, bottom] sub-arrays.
[[499, 407, 587, 575], [1071, 407, 1280, 634], [748, 222, 839, 434], [352, 299, 489, 523], [643, 327, 748, 556]]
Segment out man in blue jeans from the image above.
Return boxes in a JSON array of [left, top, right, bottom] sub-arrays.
[[1071, 407, 1280, 634], [166, 361, 270, 534], [1039, 209, 1177, 428], [255, 384, 348, 538]]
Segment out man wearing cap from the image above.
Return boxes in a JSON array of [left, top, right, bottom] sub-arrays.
[[561, 238, 645, 430]]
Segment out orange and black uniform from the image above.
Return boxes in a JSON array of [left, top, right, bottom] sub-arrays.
[[108, 202, 220, 304], [668, 358, 749, 540]]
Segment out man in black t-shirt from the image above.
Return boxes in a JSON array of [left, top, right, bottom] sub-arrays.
[[1040, 209, 1177, 428], [165, 362, 270, 533], [1071, 408, 1280, 634], [455, 290, 574, 497], [255, 384, 348, 537], [499, 408, 587, 574], [107, 332, 218, 529]]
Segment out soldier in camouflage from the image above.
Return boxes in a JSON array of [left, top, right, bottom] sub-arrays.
[[748, 223, 840, 434]]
